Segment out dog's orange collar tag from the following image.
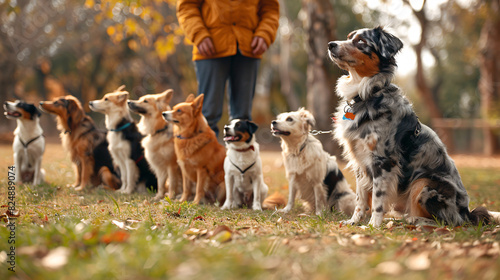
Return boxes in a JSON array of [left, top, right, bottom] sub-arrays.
[[343, 112, 356, 120]]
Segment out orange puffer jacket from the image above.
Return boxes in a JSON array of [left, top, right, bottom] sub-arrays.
[[176, 0, 280, 61]]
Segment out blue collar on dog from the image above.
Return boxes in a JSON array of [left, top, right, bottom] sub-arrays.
[[110, 122, 132, 132]]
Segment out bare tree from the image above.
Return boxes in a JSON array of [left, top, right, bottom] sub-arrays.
[[403, 0, 454, 151], [479, 0, 500, 155], [301, 0, 339, 155]]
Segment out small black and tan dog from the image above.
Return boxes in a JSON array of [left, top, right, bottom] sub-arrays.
[[329, 27, 494, 226]]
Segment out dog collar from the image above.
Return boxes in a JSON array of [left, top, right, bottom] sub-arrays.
[[175, 129, 203, 140], [110, 122, 132, 132], [343, 95, 362, 121], [235, 146, 255, 152], [153, 125, 169, 136], [20, 135, 44, 149]]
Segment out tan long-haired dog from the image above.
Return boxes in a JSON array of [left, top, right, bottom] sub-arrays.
[[39, 96, 120, 190], [271, 108, 355, 216], [128, 90, 182, 200], [162, 94, 226, 205]]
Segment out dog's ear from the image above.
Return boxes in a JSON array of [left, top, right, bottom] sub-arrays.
[[31, 105, 42, 119], [159, 89, 174, 104], [247, 120, 259, 134], [115, 85, 126, 92], [116, 92, 129, 104], [299, 108, 315, 131], [186, 94, 195, 102], [156, 90, 173, 111], [192, 94, 204, 116], [374, 26, 403, 60], [66, 99, 84, 130]]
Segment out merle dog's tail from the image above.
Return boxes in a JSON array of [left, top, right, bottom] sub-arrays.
[[468, 207, 491, 225]]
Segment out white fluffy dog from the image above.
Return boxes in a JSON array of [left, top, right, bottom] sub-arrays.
[[271, 108, 355, 216]]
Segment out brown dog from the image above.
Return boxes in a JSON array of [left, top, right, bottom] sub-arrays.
[[39, 96, 120, 190], [162, 94, 226, 204]]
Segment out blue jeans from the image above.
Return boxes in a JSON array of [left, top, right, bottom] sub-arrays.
[[195, 52, 260, 136]]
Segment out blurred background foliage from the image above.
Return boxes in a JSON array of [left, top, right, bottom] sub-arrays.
[[0, 0, 499, 155]]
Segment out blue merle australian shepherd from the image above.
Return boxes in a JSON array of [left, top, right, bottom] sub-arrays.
[[328, 27, 496, 227]]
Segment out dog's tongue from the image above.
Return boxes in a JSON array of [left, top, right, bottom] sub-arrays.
[[224, 136, 236, 141], [5, 112, 21, 117]]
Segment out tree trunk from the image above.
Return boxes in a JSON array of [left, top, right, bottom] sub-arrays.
[[302, 0, 340, 155], [479, 0, 500, 155], [406, 0, 455, 152], [278, 0, 300, 111]]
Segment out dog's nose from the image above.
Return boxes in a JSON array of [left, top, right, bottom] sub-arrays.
[[162, 112, 168, 117], [271, 120, 277, 126], [328, 41, 338, 51], [39, 101, 44, 106]]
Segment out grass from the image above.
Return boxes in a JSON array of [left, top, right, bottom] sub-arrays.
[[1, 143, 500, 279]]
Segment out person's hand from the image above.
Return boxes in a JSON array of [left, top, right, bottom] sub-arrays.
[[251, 36, 268, 56], [198, 37, 215, 57]]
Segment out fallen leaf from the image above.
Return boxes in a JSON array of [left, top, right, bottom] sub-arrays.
[[100, 230, 130, 244], [6, 209, 20, 217], [193, 216, 205, 221], [297, 245, 310, 253], [376, 261, 403, 276], [210, 225, 232, 243], [405, 252, 430, 271], [420, 225, 437, 233], [434, 227, 451, 235], [386, 221, 394, 229], [184, 228, 201, 235], [351, 234, 375, 246], [40, 247, 70, 270]]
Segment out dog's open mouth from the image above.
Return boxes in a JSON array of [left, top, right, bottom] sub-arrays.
[[4, 111, 21, 118], [271, 128, 290, 136], [223, 134, 241, 142]]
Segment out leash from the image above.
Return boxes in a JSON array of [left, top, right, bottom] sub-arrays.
[[309, 130, 332, 136]]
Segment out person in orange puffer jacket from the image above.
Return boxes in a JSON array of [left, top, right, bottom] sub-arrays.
[[177, 0, 280, 136]]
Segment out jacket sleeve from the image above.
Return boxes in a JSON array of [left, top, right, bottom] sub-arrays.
[[176, 0, 211, 46], [254, 0, 280, 47]]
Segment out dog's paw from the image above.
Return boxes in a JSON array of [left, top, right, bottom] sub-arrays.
[[221, 203, 231, 210], [74, 186, 84, 191], [153, 194, 165, 201], [368, 216, 383, 228], [278, 206, 292, 214], [252, 204, 263, 211], [340, 219, 357, 226]]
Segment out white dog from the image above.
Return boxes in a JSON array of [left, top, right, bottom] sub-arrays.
[[221, 119, 269, 211], [271, 108, 355, 216], [4, 100, 45, 185]]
